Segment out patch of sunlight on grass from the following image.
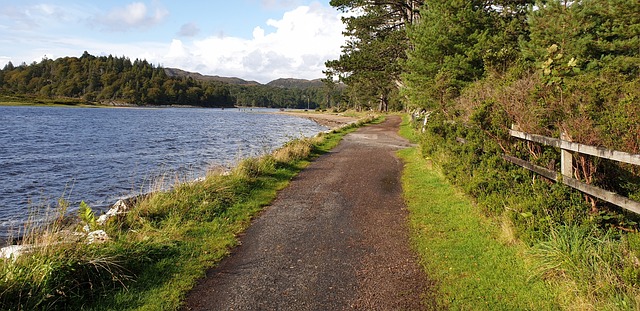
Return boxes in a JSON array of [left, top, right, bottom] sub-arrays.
[[399, 147, 560, 310]]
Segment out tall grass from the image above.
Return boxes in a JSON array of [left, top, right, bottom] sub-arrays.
[[530, 226, 640, 310], [0, 241, 132, 309], [0, 113, 379, 310]]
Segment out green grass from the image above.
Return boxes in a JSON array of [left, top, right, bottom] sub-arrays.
[[398, 113, 419, 143], [398, 145, 560, 310], [528, 226, 640, 310], [0, 114, 379, 311], [0, 95, 104, 107]]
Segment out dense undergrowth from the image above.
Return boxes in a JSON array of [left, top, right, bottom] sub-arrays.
[[0, 114, 378, 310], [409, 113, 640, 309]]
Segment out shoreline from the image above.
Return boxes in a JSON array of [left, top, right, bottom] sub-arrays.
[[275, 110, 359, 128], [0, 107, 333, 244], [0, 115, 378, 309]]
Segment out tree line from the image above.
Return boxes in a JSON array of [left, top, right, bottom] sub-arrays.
[[0, 51, 342, 109], [326, 0, 639, 200], [327, 0, 639, 154]]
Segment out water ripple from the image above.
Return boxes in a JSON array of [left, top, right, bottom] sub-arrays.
[[0, 107, 327, 239]]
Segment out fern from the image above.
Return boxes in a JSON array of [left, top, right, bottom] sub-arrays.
[[78, 201, 96, 231]]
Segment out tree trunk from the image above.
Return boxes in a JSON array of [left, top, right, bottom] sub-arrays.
[[379, 94, 388, 112]]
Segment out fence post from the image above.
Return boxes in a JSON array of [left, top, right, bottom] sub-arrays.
[[560, 132, 573, 178]]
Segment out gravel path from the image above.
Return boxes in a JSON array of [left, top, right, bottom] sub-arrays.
[[182, 115, 436, 310]]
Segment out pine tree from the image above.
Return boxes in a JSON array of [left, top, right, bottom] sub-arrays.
[[325, 0, 423, 111], [402, 0, 492, 110]]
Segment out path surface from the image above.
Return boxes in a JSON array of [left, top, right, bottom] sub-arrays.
[[182, 116, 435, 310]]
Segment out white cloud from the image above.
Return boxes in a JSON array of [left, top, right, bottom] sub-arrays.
[[93, 2, 168, 31], [166, 39, 188, 59], [0, 6, 36, 31], [158, 3, 346, 83], [0, 3, 71, 31], [32, 4, 56, 16], [0, 2, 346, 84], [0, 56, 11, 68], [252, 27, 265, 40]]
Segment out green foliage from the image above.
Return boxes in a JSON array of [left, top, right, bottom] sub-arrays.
[[325, 0, 422, 111], [228, 83, 339, 109], [0, 52, 344, 109], [0, 53, 234, 107], [332, 0, 639, 307], [513, 0, 640, 147], [78, 201, 97, 231], [416, 113, 592, 241], [411, 109, 640, 307], [523, 0, 640, 76], [402, 0, 533, 111]]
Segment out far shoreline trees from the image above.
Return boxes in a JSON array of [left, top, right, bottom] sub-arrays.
[[0, 52, 343, 110]]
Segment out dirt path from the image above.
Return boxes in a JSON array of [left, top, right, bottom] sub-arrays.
[[182, 116, 435, 310]]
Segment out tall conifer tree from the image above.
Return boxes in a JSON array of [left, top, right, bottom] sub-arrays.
[[325, 0, 423, 111]]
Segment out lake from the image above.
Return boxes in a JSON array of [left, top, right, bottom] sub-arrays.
[[0, 106, 328, 240]]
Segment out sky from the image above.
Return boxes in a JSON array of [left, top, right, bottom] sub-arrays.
[[0, 0, 348, 83]]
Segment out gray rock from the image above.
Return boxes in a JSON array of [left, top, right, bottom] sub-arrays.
[[87, 230, 109, 244], [97, 199, 132, 225], [0, 244, 35, 259]]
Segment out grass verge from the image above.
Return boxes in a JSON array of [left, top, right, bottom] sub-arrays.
[[0, 114, 379, 311], [398, 119, 560, 310], [0, 95, 102, 107]]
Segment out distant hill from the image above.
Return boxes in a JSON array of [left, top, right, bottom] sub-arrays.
[[164, 68, 328, 89], [266, 78, 326, 89], [164, 68, 260, 85]]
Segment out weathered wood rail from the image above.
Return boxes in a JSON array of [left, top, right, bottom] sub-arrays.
[[504, 128, 640, 214]]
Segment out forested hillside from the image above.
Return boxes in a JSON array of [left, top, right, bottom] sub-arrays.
[[266, 78, 326, 89], [0, 52, 342, 109], [326, 0, 640, 308], [163, 67, 260, 85]]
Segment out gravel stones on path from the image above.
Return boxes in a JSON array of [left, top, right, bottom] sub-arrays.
[[182, 115, 436, 310]]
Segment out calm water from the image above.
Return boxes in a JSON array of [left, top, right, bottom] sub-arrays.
[[0, 106, 327, 239]]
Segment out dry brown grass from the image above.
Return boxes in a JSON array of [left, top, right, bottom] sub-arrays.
[[272, 136, 322, 163]]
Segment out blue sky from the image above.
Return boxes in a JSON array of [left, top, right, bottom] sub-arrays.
[[0, 0, 347, 83]]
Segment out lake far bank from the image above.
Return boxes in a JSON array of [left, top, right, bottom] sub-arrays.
[[275, 110, 360, 128]]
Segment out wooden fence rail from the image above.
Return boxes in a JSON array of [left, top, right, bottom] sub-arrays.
[[504, 128, 640, 214]]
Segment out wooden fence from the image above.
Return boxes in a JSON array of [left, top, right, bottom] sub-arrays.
[[503, 128, 640, 214]]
